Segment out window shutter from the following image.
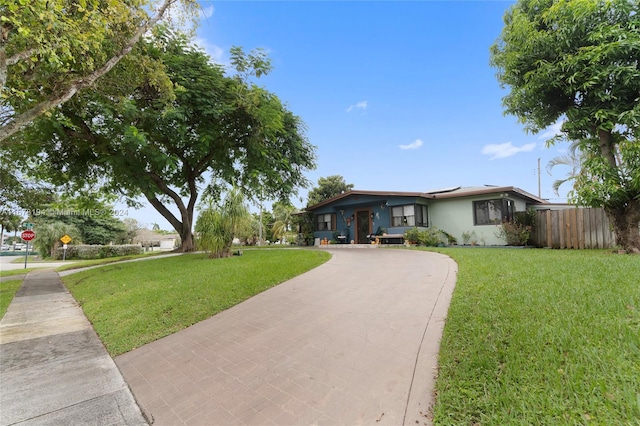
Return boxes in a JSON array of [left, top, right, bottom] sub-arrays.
[[331, 213, 337, 231]]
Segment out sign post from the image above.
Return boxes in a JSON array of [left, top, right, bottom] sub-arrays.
[[21, 230, 36, 269], [60, 235, 72, 261]]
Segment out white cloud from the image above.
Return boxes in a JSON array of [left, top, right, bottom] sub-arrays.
[[346, 101, 368, 113], [199, 5, 214, 19], [399, 139, 424, 150], [194, 37, 226, 65], [538, 120, 564, 140], [481, 142, 536, 160]]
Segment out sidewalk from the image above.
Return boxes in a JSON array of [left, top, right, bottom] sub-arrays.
[[0, 269, 147, 425]]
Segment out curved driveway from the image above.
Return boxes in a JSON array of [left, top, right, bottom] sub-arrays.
[[116, 248, 457, 426]]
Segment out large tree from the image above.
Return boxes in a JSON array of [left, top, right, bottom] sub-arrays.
[[307, 175, 354, 207], [0, 164, 54, 220], [32, 193, 128, 245], [491, 0, 640, 252], [0, 0, 195, 143], [9, 29, 316, 252]]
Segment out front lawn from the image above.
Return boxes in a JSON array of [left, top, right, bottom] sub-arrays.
[[0, 279, 23, 319], [427, 248, 640, 425], [63, 249, 330, 356]]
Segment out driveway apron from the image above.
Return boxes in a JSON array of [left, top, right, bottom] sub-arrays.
[[116, 249, 457, 426]]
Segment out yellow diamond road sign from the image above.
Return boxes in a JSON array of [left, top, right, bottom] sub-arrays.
[[60, 235, 72, 244]]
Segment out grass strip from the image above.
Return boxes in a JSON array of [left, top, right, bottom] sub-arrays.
[[54, 251, 168, 272], [427, 248, 640, 425], [63, 249, 330, 356], [0, 268, 37, 277], [0, 279, 23, 319]]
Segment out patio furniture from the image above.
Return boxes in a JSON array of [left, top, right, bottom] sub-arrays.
[[336, 229, 349, 244]]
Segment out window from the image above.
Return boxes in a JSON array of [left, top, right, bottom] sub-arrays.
[[473, 199, 514, 225], [316, 213, 335, 231], [391, 204, 428, 227]]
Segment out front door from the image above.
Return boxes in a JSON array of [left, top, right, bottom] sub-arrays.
[[356, 210, 370, 244]]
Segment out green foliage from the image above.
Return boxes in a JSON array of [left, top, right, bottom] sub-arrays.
[[496, 221, 531, 246], [439, 230, 457, 245], [0, 0, 197, 142], [491, 0, 640, 250], [63, 249, 331, 356], [196, 189, 250, 258], [307, 175, 354, 207], [404, 227, 446, 246], [9, 28, 316, 252], [1, 279, 23, 319], [271, 201, 296, 243], [491, 0, 640, 135], [31, 194, 127, 246], [430, 248, 640, 424], [53, 244, 143, 260], [0, 160, 54, 218], [461, 230, 477, 245], [496, 210, 535, 246], [32, 221, 82, 258], [293, 210, 315, 246], [195, 209, 227, 257]]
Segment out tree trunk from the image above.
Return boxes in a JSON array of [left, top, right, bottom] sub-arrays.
[[606, 199, 640, 253], [179, 229, 195, 253]]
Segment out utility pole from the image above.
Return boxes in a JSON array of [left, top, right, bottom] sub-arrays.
[[538, 157, 541, 198], [258, 202, 263, 246]]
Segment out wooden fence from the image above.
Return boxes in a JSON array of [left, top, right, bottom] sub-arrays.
[[532, 208, 615, 249]]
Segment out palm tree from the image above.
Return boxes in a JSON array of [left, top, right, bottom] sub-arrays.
[[33, 222, 82, 258], [271, 202, 295, 244], [195, 189, 249, 258], [1, 214, 22, 247], [546, 140, 586, 196]]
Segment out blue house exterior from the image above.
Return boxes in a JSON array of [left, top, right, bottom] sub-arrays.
[[306, 187, 548, 245], [307, 190, 432, 244]]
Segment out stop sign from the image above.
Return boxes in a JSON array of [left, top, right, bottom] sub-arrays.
[[21, 230, 35, 241]]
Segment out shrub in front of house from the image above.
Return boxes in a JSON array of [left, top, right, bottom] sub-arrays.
[[53, 244, 143, 260], [404, 227, 447, 246], [497, 220, 532, 246]]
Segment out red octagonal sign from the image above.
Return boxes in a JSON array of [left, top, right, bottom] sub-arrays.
[[21, 230, 36, 241]]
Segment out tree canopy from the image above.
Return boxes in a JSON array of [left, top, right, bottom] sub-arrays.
[[8, 29, 316, 252], [0, 0, 195, 143], [491, 0, 640, 252], [307, 175, 354, 207]]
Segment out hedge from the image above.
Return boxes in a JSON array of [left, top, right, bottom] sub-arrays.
[[53, 244, 143, 260]]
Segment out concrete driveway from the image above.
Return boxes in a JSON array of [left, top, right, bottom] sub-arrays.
[[116, 248, 457, 426]]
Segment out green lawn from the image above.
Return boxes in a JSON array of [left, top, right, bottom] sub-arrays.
[[0, 268, 37, 278], [63, 249, 330, 356], [0, 279, 23, 318], [54, 251, 168, 272], [7, 246, 638, 423], [426, 248, 640, 425]]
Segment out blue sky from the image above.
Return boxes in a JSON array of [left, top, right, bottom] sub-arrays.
[[122, 0, 571, 229]]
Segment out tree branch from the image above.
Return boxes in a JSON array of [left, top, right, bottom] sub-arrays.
[[144, 193, 183, 234], [147, 171, 189, 217], [597, 128, 619, 169], [0, 0, 179, 144], [6, 47, 38, 67]]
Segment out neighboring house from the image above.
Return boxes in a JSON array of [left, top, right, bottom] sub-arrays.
[[306, 185, 548, 245], [133, 229, 179, 251]]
